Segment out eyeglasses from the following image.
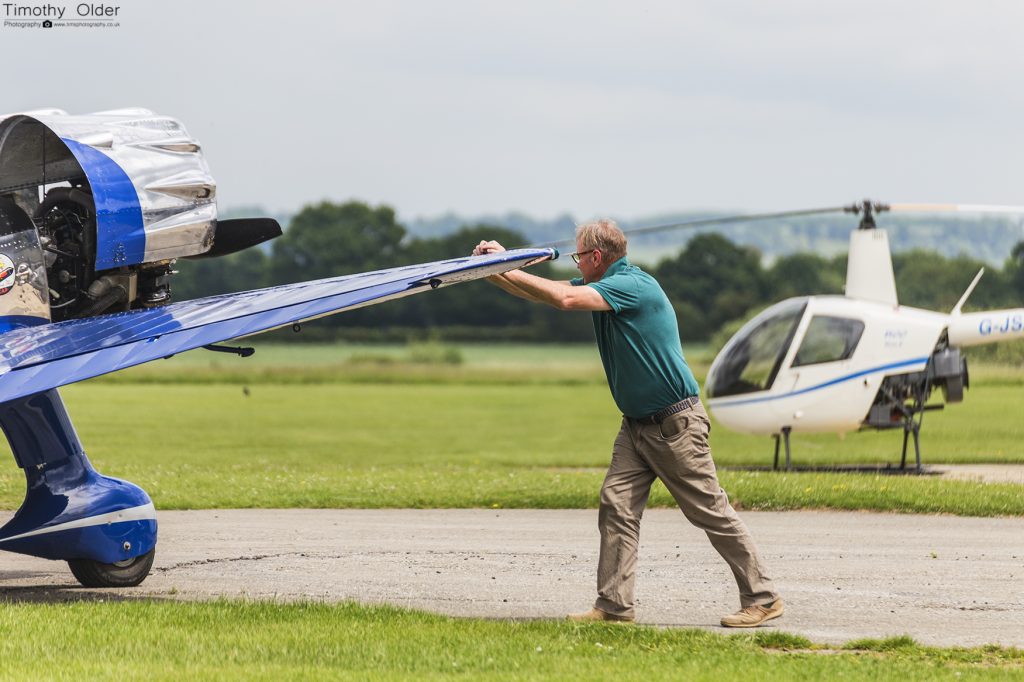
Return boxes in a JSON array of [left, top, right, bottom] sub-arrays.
[[571, 249, 596, 264]]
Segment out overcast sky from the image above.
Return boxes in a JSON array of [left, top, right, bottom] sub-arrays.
[[3, 1, 1023, 222]]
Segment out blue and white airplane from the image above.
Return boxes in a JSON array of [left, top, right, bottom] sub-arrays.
[[0, 109, 555, 587]]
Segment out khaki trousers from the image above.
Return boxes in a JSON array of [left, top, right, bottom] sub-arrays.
[[594, 401, 778, 618]]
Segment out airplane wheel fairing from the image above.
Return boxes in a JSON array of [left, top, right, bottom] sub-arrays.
[[68, 548, 155, 588], [0, 390, 159, 570]]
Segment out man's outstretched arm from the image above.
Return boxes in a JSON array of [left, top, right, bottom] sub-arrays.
[[485, 271, 547, 302], [498, 269, 611, 311], [473, 240, 611, 311]]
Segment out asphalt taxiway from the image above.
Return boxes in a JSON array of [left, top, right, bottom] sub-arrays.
[[1, 508, 1021, 648]]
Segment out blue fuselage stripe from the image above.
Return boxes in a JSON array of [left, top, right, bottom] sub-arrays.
[[0, 315, 48, 334], [710, 357, 930, 408], [60, 138, 146, 269]]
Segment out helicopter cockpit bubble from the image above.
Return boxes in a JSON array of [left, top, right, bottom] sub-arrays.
[[705, 298, 807, 399], [0, 197, 49, 332]]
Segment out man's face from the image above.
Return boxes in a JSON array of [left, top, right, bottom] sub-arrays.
[[575, 241, 600, 283]]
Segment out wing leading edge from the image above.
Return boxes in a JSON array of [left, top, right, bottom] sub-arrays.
[[0, 248, 555, 404]]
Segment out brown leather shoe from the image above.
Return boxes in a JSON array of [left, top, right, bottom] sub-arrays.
[[720, 599, 785, 628], [567, 607, 635, 623]]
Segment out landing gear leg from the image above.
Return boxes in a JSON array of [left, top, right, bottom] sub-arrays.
[[0, 389, 158, 587], [782, 427, 792, 471], [876, 377, 930, 473], [900, 422, 922, 472], [772, 427, 792, 471]]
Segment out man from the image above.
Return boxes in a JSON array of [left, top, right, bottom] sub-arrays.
[[472, 219, 782, 627]]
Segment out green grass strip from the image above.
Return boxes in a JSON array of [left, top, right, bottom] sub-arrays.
[[0, 600, 1020, 680], [12, 464, 1012, 517], [720, 470, 1024, 517], [0, 382, 1018, 515]]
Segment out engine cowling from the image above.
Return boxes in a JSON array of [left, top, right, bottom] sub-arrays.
[[0, 108, 278, 326]]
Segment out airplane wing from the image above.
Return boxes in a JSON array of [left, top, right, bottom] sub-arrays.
[[0, 248, 555, 404]]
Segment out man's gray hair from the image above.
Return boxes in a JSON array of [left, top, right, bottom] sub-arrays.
[[576, 219, 627, 263]]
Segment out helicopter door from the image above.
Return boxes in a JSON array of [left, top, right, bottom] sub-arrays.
[[781, 314, 866, 398], [790, 316, 865, 368], [770, 314, 869, 431], [774, 311, 864, 395], [0, 198, 50, 332]]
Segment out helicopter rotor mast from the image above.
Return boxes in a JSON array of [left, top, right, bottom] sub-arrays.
[[843, 199, 891, 230], [844, 209, 899, 305]]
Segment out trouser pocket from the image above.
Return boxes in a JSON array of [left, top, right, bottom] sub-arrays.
[[658, 412, 688, 440]]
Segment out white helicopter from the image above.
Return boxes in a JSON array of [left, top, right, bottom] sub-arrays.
[[699, 201, 1024, 470]]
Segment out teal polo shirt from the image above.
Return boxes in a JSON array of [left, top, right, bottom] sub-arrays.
[[572, 257, 699, 418]]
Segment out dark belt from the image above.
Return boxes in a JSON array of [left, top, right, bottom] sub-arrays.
[[630, 396, 700, 425]]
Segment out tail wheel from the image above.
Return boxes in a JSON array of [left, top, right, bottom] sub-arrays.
[[68, 549, 156, 588]]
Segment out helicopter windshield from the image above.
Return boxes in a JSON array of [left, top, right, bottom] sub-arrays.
[[705, 298, 807, 398]]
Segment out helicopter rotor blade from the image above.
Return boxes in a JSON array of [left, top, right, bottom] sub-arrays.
[[529, 199, 1024, 251], [534, 205, 849, 249], [887, 203, 1024, 215]]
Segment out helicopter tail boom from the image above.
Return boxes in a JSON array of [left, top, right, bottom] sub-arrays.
[[947, 309, 1024, 347]]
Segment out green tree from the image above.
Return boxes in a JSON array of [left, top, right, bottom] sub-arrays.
[[173, 249, 272, 301], [271, 201, 405, 283], [894, 251, 1009, 311], [766, 252, 844, 301], [1007, 241, 1024, 301], [263, 201, 407, 330], [655, 234, 768, 340]]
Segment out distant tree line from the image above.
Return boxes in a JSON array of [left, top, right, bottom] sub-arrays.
[[174, 201, 1024, 345]]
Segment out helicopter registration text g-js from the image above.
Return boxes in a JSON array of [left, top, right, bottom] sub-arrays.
[[979, 314, 1024, 336]]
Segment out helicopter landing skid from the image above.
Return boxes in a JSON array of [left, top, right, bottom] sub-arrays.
[[773, 397, 943, 472]]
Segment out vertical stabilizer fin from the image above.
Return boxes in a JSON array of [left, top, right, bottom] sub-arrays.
[[951, 268, 985, 315], [845, 228, 898, 306]]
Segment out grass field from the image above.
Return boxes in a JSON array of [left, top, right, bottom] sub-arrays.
[[1, 344, 1023, 678], [0, 342, 1019, 515], [0, 600, 1020, 680]]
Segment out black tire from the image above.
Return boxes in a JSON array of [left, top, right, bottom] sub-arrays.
[[68, 549, 155, 588]]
